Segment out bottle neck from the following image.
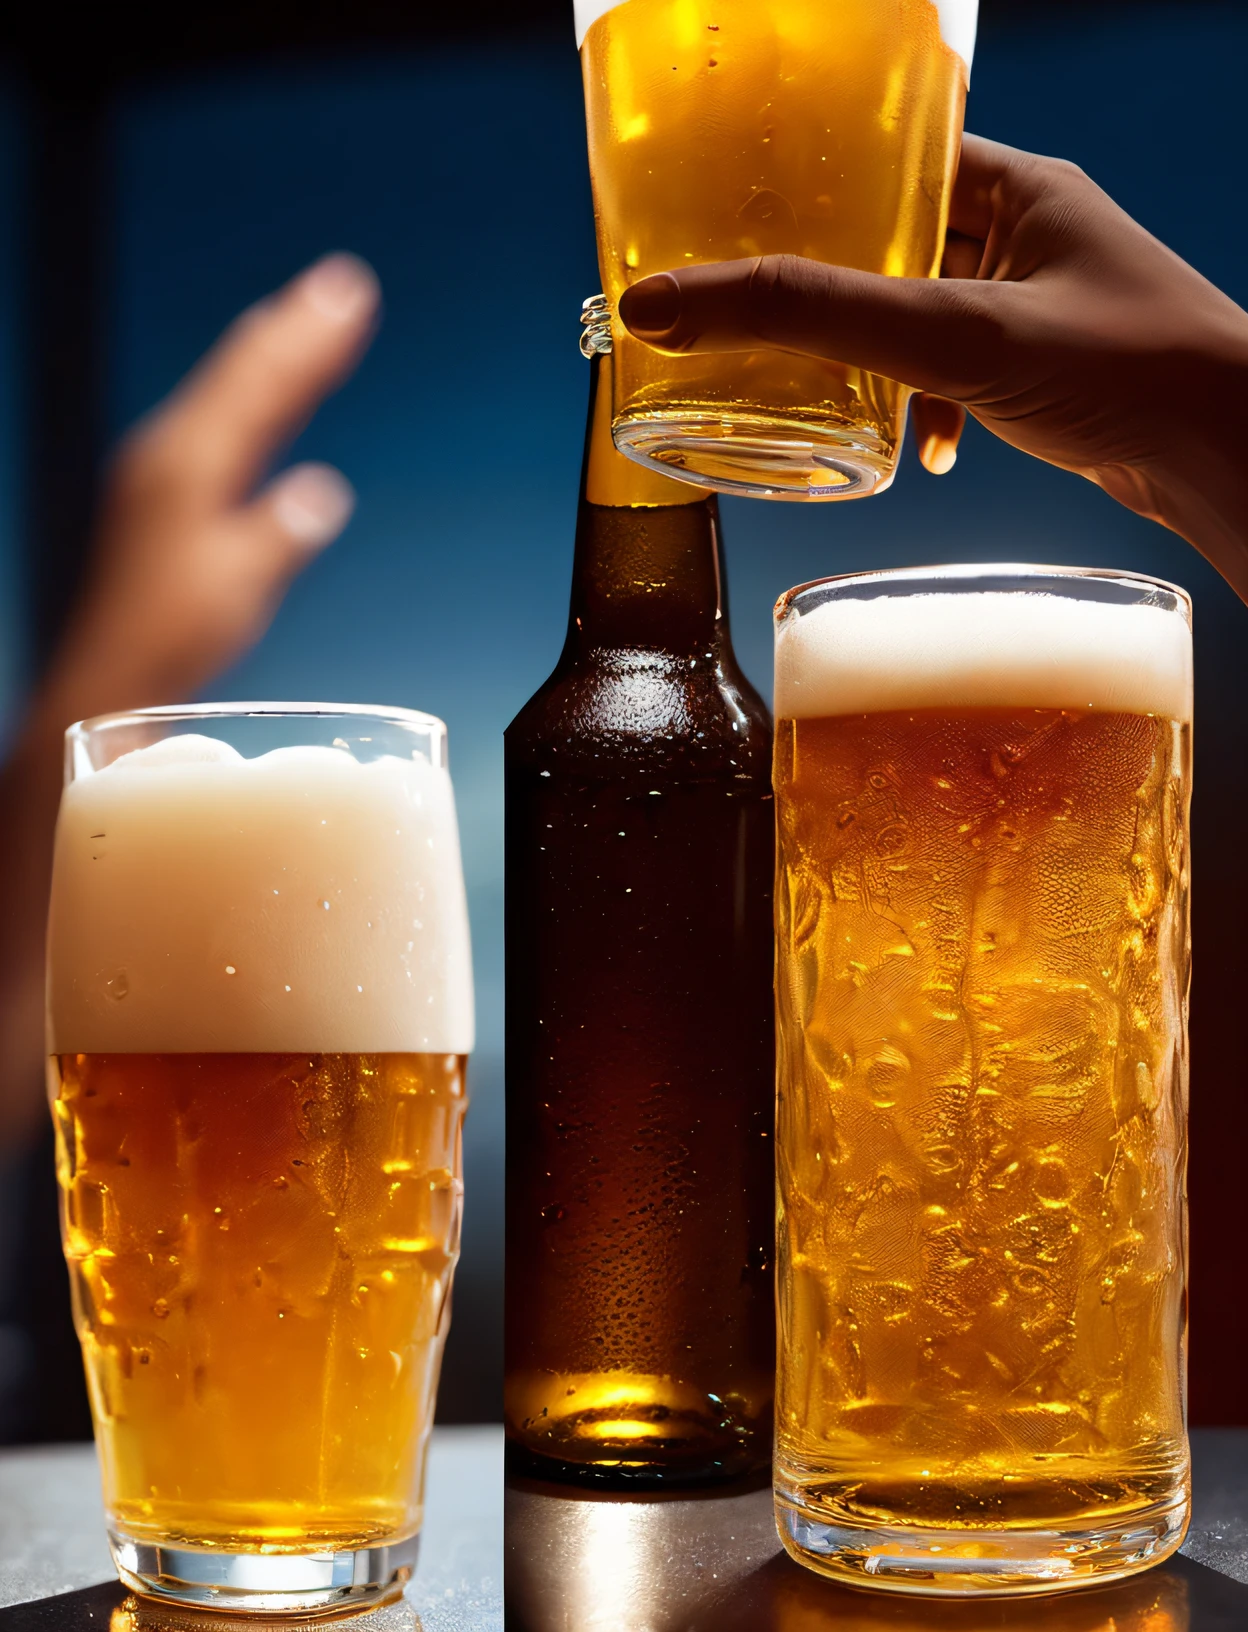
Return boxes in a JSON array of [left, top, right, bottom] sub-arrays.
[[567, 356, 726, 653]]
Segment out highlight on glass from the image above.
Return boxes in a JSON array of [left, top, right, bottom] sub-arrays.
[[772, 566, 1192, 1594], [578, 0, 977, 500], [47, 704, 473, 1614]]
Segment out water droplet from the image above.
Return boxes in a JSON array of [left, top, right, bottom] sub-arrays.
[[106, 971, 129, 1001], [151, 1299, 169, 1320], [225, 965, 236, 976]]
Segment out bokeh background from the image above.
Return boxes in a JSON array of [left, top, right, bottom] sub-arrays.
[[0, 0, 1245, 1431]]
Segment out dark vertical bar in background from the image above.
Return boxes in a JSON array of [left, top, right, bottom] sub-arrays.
[[1, 73, 112, 1443], [23, 77, 111, 669]]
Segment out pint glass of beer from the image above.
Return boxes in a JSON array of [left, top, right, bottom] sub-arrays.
[[578, 0, 976, 501], [773, 567, 1193, 1594], [47, 705, 473, 1613]]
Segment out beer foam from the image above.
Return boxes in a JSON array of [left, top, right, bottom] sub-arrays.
[[48, 739, 474, 1055], [775, 591, 1193, 723], [574, 0, 979, 69]]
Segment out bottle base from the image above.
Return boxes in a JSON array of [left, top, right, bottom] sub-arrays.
[[505, 1436, 768, 1494], [774, 1488, 1189, 1598], [612, 410, 897, 501], [109, 1527, 419, 1615]]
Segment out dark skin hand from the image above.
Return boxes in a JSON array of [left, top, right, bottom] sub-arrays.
[[619, 133, 1248, 605]]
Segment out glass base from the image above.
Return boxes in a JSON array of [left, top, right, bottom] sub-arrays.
[[110, 1527, 419, 1614], [774, 1489, 1189, 1599], [613, 410, 898, 501]]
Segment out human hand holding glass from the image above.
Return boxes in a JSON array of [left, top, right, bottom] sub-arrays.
[[580, 0, 978, 500], [619, 135, 1248, 602]]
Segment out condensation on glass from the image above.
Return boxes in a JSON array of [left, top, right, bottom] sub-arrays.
[[47, 703, 474, 1615], [578, 0, 978, 501], [772, 565, 1193, 1595]]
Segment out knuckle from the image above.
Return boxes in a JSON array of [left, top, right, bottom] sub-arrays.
[[934, 285, 1017, 376], [106, 412, 212, 512], [746, 254, 828, 338], [107, 422, 170, 499], [1046, 155, 1090, 188]]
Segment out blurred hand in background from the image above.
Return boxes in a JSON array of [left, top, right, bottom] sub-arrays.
[[619, 134, 1248, 605], [0, 251, 381, 1150]]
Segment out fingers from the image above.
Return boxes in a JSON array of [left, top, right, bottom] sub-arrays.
[[619, 255, 1013, 402], [119, 253, 380, 511], [912, 394, 966, 475], [260, 462, 357, 554], [81, 463, 356, 703], [948, 133, 1020, 240], [942, 231, 986, 281]]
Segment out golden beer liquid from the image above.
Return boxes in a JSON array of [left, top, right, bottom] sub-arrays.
[[581, 0, 967, 494], [53, 1050, 465, 1551], [775, 708, 1190, 1548]]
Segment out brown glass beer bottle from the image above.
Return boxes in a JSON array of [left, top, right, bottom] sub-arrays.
[[504, 329, 775, 1486]]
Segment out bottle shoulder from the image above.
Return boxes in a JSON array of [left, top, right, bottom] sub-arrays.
[[506, 642, 772, 779]]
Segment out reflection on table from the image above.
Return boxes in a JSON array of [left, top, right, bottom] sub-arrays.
[[506, 1476, 1194, 1632], [109, 1595, 422, 1632]]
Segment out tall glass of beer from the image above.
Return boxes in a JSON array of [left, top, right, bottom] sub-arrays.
[[578, 0, 976, 501], [773, 566, 1193, 1594], [47, 704, 473, 1614]]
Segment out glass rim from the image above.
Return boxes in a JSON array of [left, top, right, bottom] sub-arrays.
[[67, 699, 448, 747], [775, 562, 1192, 624]]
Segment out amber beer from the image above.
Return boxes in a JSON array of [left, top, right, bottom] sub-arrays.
[[773, 569, 1193, 1595], [505, 342, 775, 1484], [579, 0, 975, 500], [46, 709, 473, 1614]]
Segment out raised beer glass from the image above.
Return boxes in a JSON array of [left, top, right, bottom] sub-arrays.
[[47, 704, 473, 1614], [578, 0, 976, 501], [773, 566, 1193, 1595]]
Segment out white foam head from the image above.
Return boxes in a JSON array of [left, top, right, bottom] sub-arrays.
[[775, 583, 1193, 724], [48, 737, 474, 1055], [575, 0, 979, 69]]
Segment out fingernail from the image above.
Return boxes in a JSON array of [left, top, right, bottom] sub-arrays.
[[299, 254, 379, 324], [921, 435, 958, 477], [271, 464, 356, 547], [620, 273, 683, 339]]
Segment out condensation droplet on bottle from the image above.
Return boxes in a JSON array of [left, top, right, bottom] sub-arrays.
[[106, 971, 129, 1002]]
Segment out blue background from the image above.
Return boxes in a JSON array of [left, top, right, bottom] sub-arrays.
[[2, 1, 1246, 1420]]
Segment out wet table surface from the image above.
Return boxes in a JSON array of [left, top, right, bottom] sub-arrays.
[[507, 1428, 1248, 1631], [0, 1424, 501, 1631]]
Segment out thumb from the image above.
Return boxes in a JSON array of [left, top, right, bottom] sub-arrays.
[[618, 255, 1018, 403]]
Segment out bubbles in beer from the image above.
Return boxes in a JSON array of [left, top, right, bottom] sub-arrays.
[[49, 734, 473, 1552], [774, 588, 1192, 1562]]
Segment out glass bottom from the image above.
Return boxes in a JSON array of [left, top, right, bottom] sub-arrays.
[[110, 1527, 419, 1614], [774, 1488, 1189, 1598], [613, 409, 898, 501]]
